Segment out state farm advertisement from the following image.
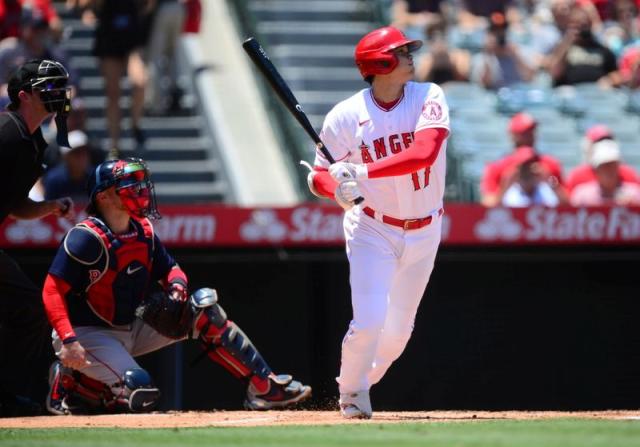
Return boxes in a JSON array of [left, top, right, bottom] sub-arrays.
[[1, 204, 639, 248]]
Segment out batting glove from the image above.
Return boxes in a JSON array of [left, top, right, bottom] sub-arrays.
[[335, 180, 363, 211], [329, 162, 368, 182]]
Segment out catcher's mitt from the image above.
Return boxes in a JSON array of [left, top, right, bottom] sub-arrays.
[[136, 290, 194, 339]]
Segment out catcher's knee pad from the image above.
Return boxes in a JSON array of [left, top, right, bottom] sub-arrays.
[[191, 287, 271, 380], [106, 368, 160, 413]]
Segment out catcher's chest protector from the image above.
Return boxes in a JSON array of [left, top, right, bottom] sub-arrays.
[[79, 216, 155, 325]]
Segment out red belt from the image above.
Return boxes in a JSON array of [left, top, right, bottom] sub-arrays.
[[363, 207, 443, 230]]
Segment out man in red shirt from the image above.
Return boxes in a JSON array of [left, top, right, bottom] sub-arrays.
[[570, 139, 640, 206], [480, 112, 565, 207], [566, 124, 640, 193], [0, 0, 61, 41]]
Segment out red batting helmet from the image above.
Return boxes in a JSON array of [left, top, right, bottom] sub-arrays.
[[354, 26, 422, 79]]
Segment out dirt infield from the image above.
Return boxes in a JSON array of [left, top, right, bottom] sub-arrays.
[[1, 410, 639, 429]]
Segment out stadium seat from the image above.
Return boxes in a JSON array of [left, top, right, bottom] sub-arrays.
[[496, 84, 556, 114]]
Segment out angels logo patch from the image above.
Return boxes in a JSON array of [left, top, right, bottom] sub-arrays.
[[422, 100, 442, 121]]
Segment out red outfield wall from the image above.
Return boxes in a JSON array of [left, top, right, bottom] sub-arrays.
[[2, 204, 640, 248]]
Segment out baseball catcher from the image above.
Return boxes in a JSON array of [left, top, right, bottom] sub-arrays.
[[42, 158, 311, 414]]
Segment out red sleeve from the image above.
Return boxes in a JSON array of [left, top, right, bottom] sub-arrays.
[[42, 274, 76, 343], [366, 127, 448, 179], [620, 164, 640, 184], [480, 161, 502, 195], [35, 0, 59, 22], [311, 167, 338, 199], [542, 156, 565, 184]]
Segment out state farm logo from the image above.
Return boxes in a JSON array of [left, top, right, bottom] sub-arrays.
[[473, 207, 640, 242], [474, 208, 522, 241], [154, 215, 216, 243], [239, 208, 344, 243], [240, 210, 287, 242]]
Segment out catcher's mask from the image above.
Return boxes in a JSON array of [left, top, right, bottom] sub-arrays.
[[88, 158, 161, 220], [7, 59, 72, 145]]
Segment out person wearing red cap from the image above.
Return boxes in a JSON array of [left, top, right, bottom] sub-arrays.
[[480, 112, 566, 207], [565, 124, 640, 193]]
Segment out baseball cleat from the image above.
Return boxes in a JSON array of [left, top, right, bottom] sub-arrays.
[[46, 361, 75, 415], [244, 374, 311, 410], [339, 390, 372, 419]]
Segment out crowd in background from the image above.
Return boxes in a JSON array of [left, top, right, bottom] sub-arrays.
[[478, 112, 640, 206], [0, 0, 200, 207], [391, 0, 640, 207], [1, 0, 639, 208], [392, 0, 640, 89]]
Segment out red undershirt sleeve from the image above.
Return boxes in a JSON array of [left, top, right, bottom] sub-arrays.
[[367, 127, 448, 179], [42, 274, 76, 343], [311, 167, 338, 199]]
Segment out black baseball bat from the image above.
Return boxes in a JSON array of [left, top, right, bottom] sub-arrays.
[[242, 37, 364, 204]]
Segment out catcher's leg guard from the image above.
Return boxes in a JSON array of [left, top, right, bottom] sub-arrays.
[[191, 288, 271, 380], [47, 363, 160, 414], [191, 288, 311, 409], [46, 361, 113, 415]]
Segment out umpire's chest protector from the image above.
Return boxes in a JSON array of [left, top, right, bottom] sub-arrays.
[[81, 217, 155, 326]]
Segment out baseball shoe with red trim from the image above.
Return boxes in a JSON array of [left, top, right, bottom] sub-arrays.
[[244, 374, 311, 410]]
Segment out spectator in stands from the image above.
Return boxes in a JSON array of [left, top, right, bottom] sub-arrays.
[[480, 112, 566, 207], [525, 0, 574, 63], [547, 6, 619, 86], [618, 44, 640, 87], [447, 6, 489, 53], [390, 0, 445, 42], [570, 139, 640, 205], [145, 0, 185, 116], [461, 0, 512, 18], [42, 130, 94, 207], [566, 124, 640, 193], [469, 12, 535, 89], [0, 7, 74, 103], [502, 146, 561, 207], [0, 0, 63, 42], [415, 14, 469, 84], [601, 0, 640, 57], [74, 0, 154, 158]]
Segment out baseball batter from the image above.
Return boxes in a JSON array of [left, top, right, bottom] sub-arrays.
[[306, 26, 450, 418]]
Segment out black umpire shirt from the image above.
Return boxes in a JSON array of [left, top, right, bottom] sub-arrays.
[[0, 111, 48, 226]]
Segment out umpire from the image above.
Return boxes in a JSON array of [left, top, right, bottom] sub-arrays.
[[0, 59, 75, 416]]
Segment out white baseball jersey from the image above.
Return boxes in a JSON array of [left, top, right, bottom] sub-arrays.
[[315, 81, 450, 218]]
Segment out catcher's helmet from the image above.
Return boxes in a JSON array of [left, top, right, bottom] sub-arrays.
[[87, 158, 161, 220], [7, 59, 71, 115], [354, 26, 422, 79]]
